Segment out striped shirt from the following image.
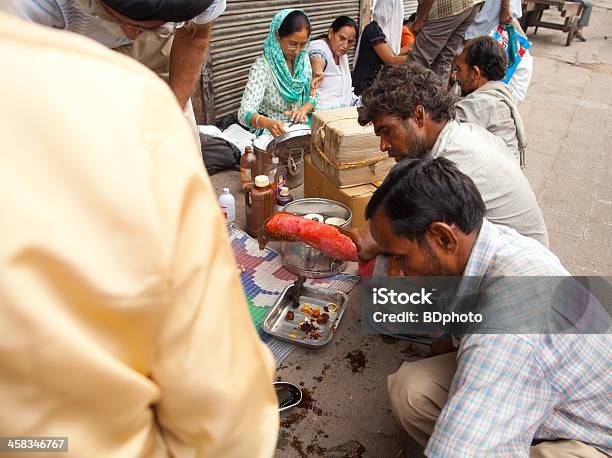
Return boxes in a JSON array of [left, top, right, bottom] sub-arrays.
[[427, 0, 483, 21], [425, 220, 612, 457], [14, 0, 226, 49]]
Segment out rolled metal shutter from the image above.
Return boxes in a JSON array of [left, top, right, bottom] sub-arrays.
[[208, 0, 361, 122], [404, 0, 418, 19]]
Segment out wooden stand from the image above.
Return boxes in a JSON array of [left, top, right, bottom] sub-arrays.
[[521, 0, 583, 46]]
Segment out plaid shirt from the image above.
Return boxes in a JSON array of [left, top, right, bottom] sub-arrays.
[[425, 220, 612, 457], [426, 0, 483, 21]]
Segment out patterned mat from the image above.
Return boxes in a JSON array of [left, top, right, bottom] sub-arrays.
[[228, 224, 359, 366]]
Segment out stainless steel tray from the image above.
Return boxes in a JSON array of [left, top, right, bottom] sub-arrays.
[[262, 284, 348, 348]]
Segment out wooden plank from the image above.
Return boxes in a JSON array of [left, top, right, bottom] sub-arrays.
[[359, 0, 373, 32]]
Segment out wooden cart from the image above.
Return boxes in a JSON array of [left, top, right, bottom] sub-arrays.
[[521, 0, 584, 46]]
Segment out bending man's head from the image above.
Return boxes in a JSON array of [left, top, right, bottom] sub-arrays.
[[456, 36, 508, 96], [101, 0, 214, 23], [366, 158, 485, 277], [357, 62, 455, 162]]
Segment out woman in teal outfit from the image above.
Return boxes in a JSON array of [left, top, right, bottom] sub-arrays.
[[238, 9, 317, 137]]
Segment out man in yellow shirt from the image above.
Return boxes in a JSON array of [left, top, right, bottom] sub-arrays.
[[0, 10, 278, 458]]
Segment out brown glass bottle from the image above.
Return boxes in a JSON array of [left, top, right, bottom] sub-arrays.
[[239, 146, 258, 191], [245, 175, 275, 237]]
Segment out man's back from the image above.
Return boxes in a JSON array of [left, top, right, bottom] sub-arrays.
[[430, 120, 549, 246], [427, 220, 611, 456], [0, 12, 277, 457], [455, 86, 521, 162]]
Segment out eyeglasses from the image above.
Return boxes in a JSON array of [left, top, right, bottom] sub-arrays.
[[286, 41, 309, 51]]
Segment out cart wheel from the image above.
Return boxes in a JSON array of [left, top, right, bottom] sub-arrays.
[[566, 17, 578, 46]]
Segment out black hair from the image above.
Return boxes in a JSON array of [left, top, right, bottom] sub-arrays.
[[358, 62, 455, 126], [101, 0, 214, 22], [403, 13, 417, 25], [330, 15, 358, 35], [318, 15, 359, 40], [463, 36, 508, 81], [365, 158, 485, 242], [278, 10, 311, 38]]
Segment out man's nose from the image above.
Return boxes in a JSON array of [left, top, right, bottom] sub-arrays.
[[380, 137, 390, 152]]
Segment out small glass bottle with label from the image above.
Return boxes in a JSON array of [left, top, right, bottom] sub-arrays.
[[239, 146, 258, 191]]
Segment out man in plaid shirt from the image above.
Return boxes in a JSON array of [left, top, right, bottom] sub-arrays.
[[410, 0, 484, 85], [366, 158, 611, 457]]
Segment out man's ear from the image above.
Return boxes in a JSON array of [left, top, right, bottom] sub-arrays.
[[472, 65, 482, 82], [414, 105, 426, 128], [428, 222, 458, 254]]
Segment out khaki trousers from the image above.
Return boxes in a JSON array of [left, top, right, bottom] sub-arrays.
[[387, 353, 607, 457], [411, 6, 479, 86], [114, 31, 199, 141]]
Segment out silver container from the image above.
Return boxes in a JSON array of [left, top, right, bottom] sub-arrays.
[[281, 198, 352, 278], [263, 283, 348, 348], [267, 128, 310, 189]]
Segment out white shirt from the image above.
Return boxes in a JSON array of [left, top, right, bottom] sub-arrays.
[[430, 121, 549, 247], [309, 39, 354, 110], [12, 0, 226, 48], [465, 0, 523, 39]]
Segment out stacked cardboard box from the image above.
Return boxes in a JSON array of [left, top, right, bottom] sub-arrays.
[[310, 107, 395, 189], [305, 107, 392, 226]]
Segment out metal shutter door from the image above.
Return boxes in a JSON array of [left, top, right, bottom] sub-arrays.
[[208, 0, 361, 122]]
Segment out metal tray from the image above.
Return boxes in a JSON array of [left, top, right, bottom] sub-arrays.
[[262, 283, 348, 348]]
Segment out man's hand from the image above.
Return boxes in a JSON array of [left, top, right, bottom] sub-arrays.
[[263, 118, 287, 137], [500, 0, 512, 24], [500, 8, 512, 25], [169, 23, 212, 110], [409, 20, 424, 36], [430, 337, 456, 356], [339, 222, 380, 262]]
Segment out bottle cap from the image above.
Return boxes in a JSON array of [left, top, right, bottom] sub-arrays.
[[280, 186, 290, 197], [255, 175, 270, 188], [223, 187, 230, 193]]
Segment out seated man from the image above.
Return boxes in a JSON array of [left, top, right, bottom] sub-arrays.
[[455, 36, 527, 166], [367, 158, 611, 457], [0, 11, 278, 457], [355, 62, 548, 252]]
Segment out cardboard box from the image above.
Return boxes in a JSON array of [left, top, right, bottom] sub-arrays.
[[304, 154, 376, 227], [311, 144, 395, 188], [311, 107, 381, 164]]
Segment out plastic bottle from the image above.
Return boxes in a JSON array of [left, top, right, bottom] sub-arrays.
[[239, 145, 258, 191], [276, 187, 293, 212], [218, 188, 236, 224], [245, 175, 275, 237]]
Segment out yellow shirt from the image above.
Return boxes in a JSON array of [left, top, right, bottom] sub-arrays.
[[0, 11, 278, 458]]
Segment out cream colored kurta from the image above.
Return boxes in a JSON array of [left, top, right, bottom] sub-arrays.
[[0, 11, 278, 458]]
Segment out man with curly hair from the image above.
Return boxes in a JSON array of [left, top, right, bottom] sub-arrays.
[[454, 36, 527, 167], [348, 62, 547, 261]]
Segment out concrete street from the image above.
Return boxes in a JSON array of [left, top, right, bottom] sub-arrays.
[[210, 2, 611, 455]]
